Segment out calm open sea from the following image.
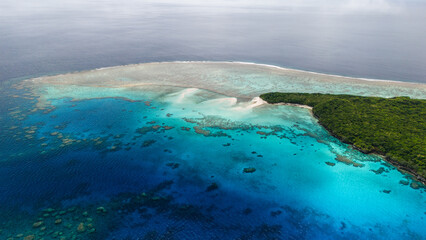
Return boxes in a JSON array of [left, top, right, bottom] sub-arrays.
[[0, 1, 425, 240], [1, 0, 426, 83]]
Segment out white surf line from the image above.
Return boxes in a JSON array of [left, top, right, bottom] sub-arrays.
[[27, 61, 425, 87], [169, 61, 413, 84], [83, 60, 413, 85]]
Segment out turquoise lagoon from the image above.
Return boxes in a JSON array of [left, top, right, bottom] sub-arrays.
[[0, 62, 425, 240]]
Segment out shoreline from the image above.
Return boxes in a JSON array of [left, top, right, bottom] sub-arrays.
[[317, 114, 426, 186], [266, 100, 425, 186], [272, 102, 313, 110], [21, 62, 426, 185]]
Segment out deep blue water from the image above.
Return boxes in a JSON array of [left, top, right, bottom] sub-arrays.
[[0, 78, 424, 239], [1, 1, 426, 240], [1, 0, 426, 83]]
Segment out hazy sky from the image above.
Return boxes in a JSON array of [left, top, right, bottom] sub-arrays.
[[1, 0, 425, 16]]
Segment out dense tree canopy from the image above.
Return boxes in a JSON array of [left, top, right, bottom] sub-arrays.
[[260, 92, 426, 180]]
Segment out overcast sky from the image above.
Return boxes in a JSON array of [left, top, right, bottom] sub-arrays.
[[1, 0, 425, 16]]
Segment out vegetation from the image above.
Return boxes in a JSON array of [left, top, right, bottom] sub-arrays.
[[260, 92, 426, 181]]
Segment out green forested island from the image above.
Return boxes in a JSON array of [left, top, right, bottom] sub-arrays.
[[260, 92, 426, 183]]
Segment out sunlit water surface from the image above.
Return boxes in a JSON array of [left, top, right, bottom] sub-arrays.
[[1, 0, 426, 83], [0, 62, 425, 240]]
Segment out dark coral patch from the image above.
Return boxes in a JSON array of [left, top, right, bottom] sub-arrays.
[[371, 167, 389, 175], [399, 180, 409, 185], [243, 168, 256, 173], [166, 162, 180, 169], [142, 140, 156, 147], [206, 183, 219, 192], [335, 155, 364, 168]]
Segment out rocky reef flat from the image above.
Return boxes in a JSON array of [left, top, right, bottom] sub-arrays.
[[0, 62, 425, 239]]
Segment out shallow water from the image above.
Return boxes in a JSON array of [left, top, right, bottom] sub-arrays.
[[28, 62, 426, 99], [0, 63, 425, 240]]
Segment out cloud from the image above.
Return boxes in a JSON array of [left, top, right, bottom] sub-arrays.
[[0, 0, 414, 17], [337, 0, 402, 13], [144, 0, 406, 14]]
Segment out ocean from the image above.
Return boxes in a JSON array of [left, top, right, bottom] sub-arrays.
[[0, 1, 425, 240], [1, 0, 426, 83]]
